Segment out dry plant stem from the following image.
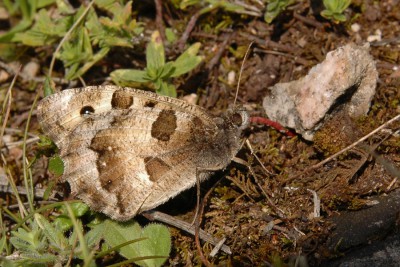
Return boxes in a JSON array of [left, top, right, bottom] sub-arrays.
[[360, 141, 400, 180], [66, 234, 79, 267], [245, 140, 286, 218], [239, 32, 295, 53], [0, 183, 54, 199], [307, 189, 320, 218], [231, 1, 262, 16], [0, 61, 72, 84], [1, 154, 28, 218], [78, 76, 87, 87], [293, 12, 324, 29], [65, 203, 91, 262], [314, 114, 400, 169], [206, 34, 232, 70], [3, 136, 39, 149], [177, 11, 201, 51], [48, 0, 95, 80], [387, 177, 397, 191], [234, 42, 253, 106], [195, 182, 217, 267], [7, 201, 58, 210], [192, 168, 201, 225], [142, 211, 232, 254], [370, 37, 400, 46], [0, 68, 18, 147], [244, 140, 272, 175], [154, 0, 166, 43], [210, 237, 226, 257], [253, 47, 310, 66], [22, 94, 39, 214]]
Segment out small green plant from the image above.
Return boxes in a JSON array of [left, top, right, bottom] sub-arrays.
[[0, 0, 56, 42], [179, 0, 262, 17], [6, 209, 99, 266], [0, 0, 143, 80], [321, 0, 351, 23], [110, 31, 203, 97], [176, 0, 262, 31], [264, 0, 295, 23], [2, 203, 171, 267]]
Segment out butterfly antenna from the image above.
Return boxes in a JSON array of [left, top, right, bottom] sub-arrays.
[[234, 41, 253, 107]]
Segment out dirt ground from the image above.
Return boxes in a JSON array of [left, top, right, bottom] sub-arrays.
[[1, 1, 400, 266]]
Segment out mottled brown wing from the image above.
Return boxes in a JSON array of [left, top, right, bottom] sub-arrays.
[[37, 86, 223, 220]]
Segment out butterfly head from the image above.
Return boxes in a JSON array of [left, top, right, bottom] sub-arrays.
[[218, 108, 250, 133]]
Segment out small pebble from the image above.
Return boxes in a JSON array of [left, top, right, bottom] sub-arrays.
[[351, 23, 361, 33], [227, 70, 236, 86]]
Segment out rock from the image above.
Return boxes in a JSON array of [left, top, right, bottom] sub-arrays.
[[22, 61, 40, 79], [262, 43, 378, 140], [322, 189, 400, 266]]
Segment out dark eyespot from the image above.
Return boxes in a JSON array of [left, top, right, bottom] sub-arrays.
[[144, 101, 157, 108], [80, 106, 95, 115]]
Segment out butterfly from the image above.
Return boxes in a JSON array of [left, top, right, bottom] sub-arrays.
[[37, 85, 249, 220]]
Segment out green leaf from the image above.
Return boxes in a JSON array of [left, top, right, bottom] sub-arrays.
[[0, 20, 32, 42], [0, 234, 7, 253], [36, 135, 57, 154], [55, 0, 75, 14], [12, 9, 69, 46], [321, 10, 334, 18], [94, 0, 118, 9], [42, 179, 56, 201], [88, 1, 142, 48], [158, 62, 176, 79], [333, 13, 347, 22], [37, 0, 57, 9], [146, 31, 165, 71], [53, 215, 74, 232], [84, 223, 104, 249], [43, 77, 55, 97], [157, 82, 177, 98], [54, 202, 90, 231], [165, 28, 177, 43], [102, 220, 171, 267], [48, 156, 64, 177], [170, 42, 203, 77], [63, 202, 90, 218], [60, 27, 94, 79], [69, 46, 110, 80], [19, 252, 58, 264], [0, 258, 18, 267], [10, 221, 46, 253], [264, 0, 295, 23], [322, 0, 351, 22], [35, 213, 68, 251], [110, 69, 149, 84], [102, 219, 141, 256], [146, 66, 159, 80], [134, 224, 171, 267]]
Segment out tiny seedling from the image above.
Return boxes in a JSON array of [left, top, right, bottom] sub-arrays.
[[264, 0, 296, 23], [321, 0, 351, 23]]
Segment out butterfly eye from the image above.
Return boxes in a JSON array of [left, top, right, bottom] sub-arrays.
[[230, 110, 249, 130], [80, 106, 95, 116], [231, 112, 243, 126]]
